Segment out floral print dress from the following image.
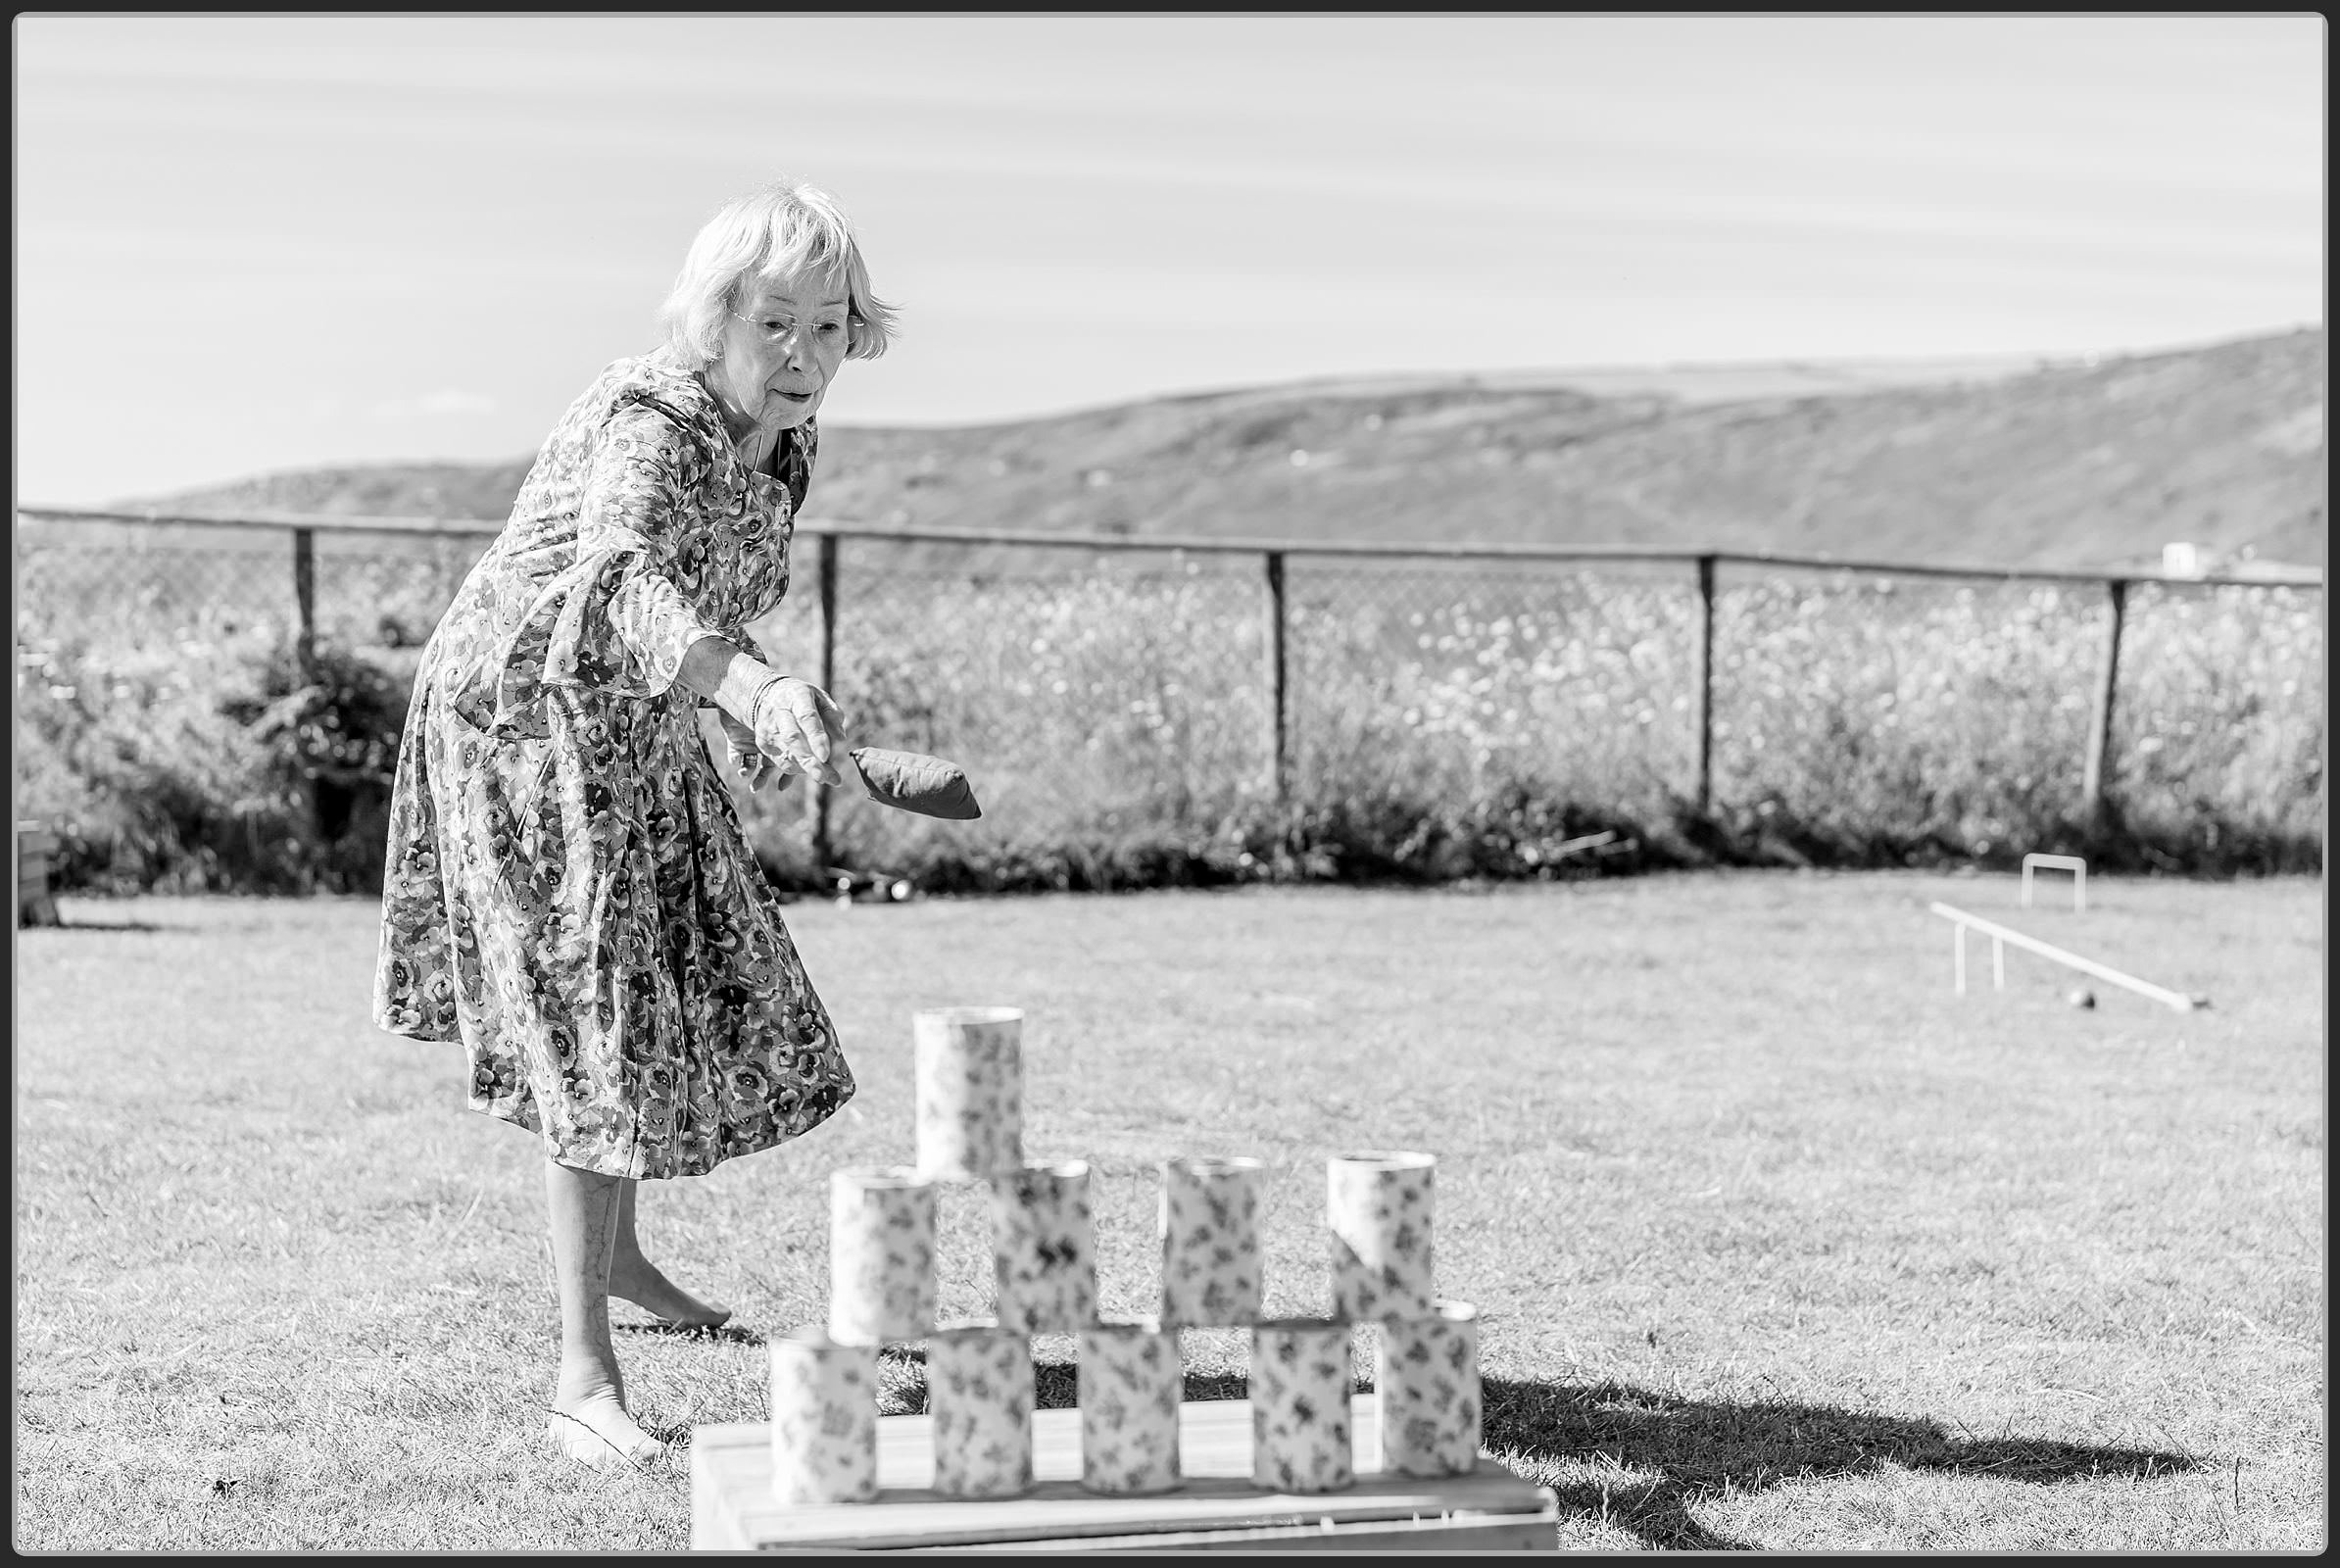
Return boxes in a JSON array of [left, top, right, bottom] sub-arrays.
[[372, 352, 854, 1180]]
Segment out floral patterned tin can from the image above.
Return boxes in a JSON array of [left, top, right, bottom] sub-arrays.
[[1327, 1150, 1436, 1323], [1249, 1317, 1354, 1494], [926, 1319, 1036, 1499], [826, 1166, 938, 1346], [913, 1006, 1025, 1183], [1076, 1316, 1184, 1494], [769, 1328, 880, 1504], [991, 1159, 1097, 1335], [1157, 1155, 1265, 1328], [1375, 1299, 1483, 1478]]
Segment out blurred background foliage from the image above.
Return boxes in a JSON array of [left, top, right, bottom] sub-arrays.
[[16, 532, 2319, 897]]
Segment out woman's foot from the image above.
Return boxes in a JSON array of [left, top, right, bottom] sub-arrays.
[[609, 1254, 733, 1331], [547, 1388, 666, 1472]]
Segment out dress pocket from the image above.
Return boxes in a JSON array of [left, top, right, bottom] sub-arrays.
[[507, 730, 562, 844], [459, 724, 560, 870]]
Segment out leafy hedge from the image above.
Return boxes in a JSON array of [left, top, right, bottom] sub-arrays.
[[13, 568, 2323, 898]]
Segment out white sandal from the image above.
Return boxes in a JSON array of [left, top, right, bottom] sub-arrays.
[[546, 1406, 666, 1473]]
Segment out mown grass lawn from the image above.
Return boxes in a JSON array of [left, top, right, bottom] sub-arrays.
[[13, 870, 2322, 1551]]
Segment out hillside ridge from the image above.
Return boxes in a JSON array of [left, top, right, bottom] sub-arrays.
[[131, 327, 2325, 572]]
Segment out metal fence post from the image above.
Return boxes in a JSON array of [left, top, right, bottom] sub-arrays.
[[1691, 553, 1717, 814], [2081, 577, 2128, 824], [811, 532, 840, 874], [289, 525, 322, 841], [292, 526, 317, 680], [1263, 550, 1289, 802]]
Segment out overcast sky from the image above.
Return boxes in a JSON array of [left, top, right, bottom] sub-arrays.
[[13, 13, 2324, 505]]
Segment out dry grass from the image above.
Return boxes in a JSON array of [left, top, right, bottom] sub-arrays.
[[12, 871, 2323, 1549]]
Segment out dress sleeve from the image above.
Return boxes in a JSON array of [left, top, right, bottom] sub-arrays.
[[731, 624, 773, 669], [476, 395, 730, 734], [537, 397, 726, 701]]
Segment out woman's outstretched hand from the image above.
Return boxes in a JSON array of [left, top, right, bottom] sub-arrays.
[[682, 639, 851, 793]]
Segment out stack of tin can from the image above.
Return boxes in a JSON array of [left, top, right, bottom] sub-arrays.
[[767, 1006, 1481, 1506]]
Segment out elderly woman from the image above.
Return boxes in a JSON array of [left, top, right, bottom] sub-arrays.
[[373, 180, 891, 1471]]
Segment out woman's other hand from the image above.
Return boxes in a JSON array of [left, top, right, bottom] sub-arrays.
[[750, 677, 848, 788], [715, 709, 785, 793]]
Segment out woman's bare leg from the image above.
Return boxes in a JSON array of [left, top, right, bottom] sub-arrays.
[[544, 1160, 664, 1468], [609, 1179, 733, 1330]]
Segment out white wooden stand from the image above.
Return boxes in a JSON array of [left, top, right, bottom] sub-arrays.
[[691, 1396, 1557, 1552]]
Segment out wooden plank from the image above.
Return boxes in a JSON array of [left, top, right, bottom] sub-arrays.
[[940, 1512, 1558, 1552], [692, 1399, 1555, 1552], [1927, 902, 2205, 1011]]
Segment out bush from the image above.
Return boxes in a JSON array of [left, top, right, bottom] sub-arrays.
[[14, 543, 2323, 897], [16, 629, 408, 895]]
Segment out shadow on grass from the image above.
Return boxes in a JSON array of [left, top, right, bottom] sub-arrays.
[[614, 1320, 766, 1347], [1483, 1376, 2200, 1550], [34, 918, 162, 933], [858, 1356, 2191, 1551]]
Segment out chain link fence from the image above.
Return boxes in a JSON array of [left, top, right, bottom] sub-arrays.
[[1287, 556, 1700, 817], [800, 538, 1274, 885], [14, 509, 2326, 893]]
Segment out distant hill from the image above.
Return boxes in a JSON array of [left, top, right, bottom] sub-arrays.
[[134, 327, 2325, 573]]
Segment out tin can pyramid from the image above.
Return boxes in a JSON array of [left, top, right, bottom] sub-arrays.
[[768, 1005, 1484, 1503]]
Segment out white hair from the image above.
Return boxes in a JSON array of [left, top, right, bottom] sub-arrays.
[[658, 179, 898, 368]]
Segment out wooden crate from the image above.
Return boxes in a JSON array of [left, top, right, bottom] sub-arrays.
[[17, 822, 60, 928], [691, 1397, 1557, 1552]]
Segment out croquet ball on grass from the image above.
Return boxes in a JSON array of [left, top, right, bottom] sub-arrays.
[[2067, 988, 2097, 1009]]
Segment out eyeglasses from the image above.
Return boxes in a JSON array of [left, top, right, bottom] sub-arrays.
[[729, 311, 853, 353]]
